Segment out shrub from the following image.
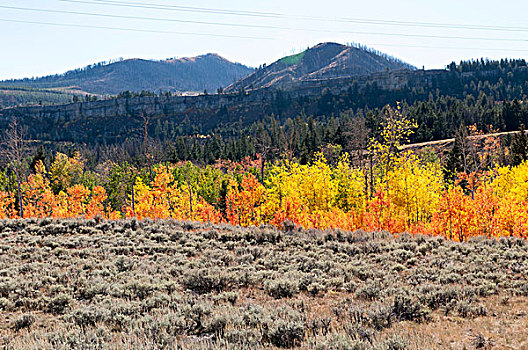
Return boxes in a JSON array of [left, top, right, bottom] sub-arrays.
[[468, 331, 494, 349], [367, 303, 393, 331], [115, 256, 134, 272], [391, 295, 429, 323], [48, 293, 71, 315], [264, 319, 305, 348], [0, 297, 13, 311], [307, 282, 326, 297], [182, 268, 228, 294], [12, 314, 35, 332], [282, 219, 296, 232], [1, 219, 528, 348], [204, 315, 227, 336], [69, 305, 110, 328], [355, 281, 383, 301], [312, 334, 368, 350], [377, 335, 408, 350], [264, 278, 300, 299]]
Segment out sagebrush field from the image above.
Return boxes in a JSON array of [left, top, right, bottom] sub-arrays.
[[0, 219, 527, 349]]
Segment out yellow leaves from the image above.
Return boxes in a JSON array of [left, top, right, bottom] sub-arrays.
[[131, 176, 152, 219], [377, 103, 418, 150], [334, 154, 367, 226], [264, 152, 443, 233], [35, 159, 46, 176], [266, 154, 338, 217], [385, 153, 443, 226], [491, 161, 528, 202], [4, 146, 528, 242]]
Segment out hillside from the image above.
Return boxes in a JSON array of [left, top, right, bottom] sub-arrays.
[[0, 53, 253, 96], [0, 85, 77, 109], [2, 58, 528, 153], [225, 42, 415, 92], [1, 219, 527, 349]]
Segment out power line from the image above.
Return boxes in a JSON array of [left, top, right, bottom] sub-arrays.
[[55, 0, 528, 34], [315, 15, 528, 33], [0, 18, 274, 40], [0, 4, 288, 31], [341, 30, 526, 43], [366, 42, 528, 53], [59, 0, 283, 18], [2, 16, 527, 57], [1, 5, 527, 43]]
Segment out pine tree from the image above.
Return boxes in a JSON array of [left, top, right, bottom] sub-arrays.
[[510, 125, 528, 166]]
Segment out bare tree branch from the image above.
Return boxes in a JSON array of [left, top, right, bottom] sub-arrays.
[[1, 119, 28, 218]]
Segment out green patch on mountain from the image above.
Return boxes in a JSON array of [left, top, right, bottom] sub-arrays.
[[279, 50, 306, 66]]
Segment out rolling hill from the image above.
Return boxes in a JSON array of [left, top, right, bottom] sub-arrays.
[[1, 53, 253, 97], [225, 42, 415, 92]]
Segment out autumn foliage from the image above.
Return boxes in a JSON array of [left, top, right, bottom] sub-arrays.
[[2, 106, 528, 241]]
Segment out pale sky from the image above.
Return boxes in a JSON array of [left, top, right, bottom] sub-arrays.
[[1, 0, 527, 80]]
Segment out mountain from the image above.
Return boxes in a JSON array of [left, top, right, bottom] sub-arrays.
[[3, 42, 528, 164], [225, 42, 415, 92], [4, 58, 528, 150], [1, 53, 253, 96]]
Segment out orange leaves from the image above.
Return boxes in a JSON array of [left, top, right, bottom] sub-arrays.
[[495, 198, 528, 238], [431, 186, 504, 241], [269, 196, 303, 227], [86, 186, 108, 219], [431, 187, 474, 241], [126, 165, 222, 223], [472, 187, 500, 238], [194, 199, 222, 223], [66, 184, 91, 217], [226, 174, 265, 227], [3, 160, 118, 219], [3, 150, 528, 242], [0, 191, 15, 219], [364, 190, 397, 233], [111, 156, 528, 240], [23, 172, 56, 218]]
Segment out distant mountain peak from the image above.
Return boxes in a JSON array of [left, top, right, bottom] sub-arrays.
[[225, 42, 414, 92]]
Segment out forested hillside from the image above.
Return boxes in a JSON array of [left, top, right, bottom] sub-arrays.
[[1, 57, 527, 165]]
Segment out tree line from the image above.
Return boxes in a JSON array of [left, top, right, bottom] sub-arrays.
[[2, 105, 528, 242]]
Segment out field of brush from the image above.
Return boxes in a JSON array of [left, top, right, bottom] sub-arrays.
[[0, 219, 528, 349]]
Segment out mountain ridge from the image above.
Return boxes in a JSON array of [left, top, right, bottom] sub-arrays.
[[225, 42, 415, 92], [1, 53, 253, 96]]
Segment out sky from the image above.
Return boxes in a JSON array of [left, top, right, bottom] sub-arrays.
[[1, 0, 527, 80]]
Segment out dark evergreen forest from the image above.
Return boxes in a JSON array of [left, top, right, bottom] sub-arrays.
[[3, 58, 528, 169]]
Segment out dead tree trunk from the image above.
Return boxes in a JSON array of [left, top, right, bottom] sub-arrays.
[[142, 112, 153, 182], [2, 119, 26, 218]]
